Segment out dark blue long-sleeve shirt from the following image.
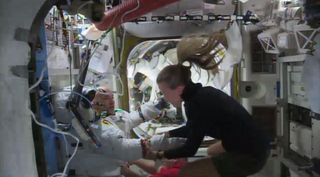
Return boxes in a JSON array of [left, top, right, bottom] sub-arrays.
[[163, 81, 270, 159]]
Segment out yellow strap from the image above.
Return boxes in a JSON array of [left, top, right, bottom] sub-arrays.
[[102, 119, 113, 126]]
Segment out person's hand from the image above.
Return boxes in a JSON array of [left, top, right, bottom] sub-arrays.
[[144, 150, 157, 160], [150, 134, 186, 151], [120, 163, 137, 176]]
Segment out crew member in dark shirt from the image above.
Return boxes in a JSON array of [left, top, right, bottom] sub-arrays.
[[145, 31, 269, 177], [144, 32, 270, 177]]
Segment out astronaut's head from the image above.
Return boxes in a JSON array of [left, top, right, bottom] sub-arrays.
[[92, 86, 115, 115]]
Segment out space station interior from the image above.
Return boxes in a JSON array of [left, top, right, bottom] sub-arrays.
[[0, 0, 319, 177]]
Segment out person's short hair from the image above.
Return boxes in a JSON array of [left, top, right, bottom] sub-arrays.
[[156, 64, 191, 89]]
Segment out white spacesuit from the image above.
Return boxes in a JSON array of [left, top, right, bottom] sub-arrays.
[[68, 101, 185, 177]]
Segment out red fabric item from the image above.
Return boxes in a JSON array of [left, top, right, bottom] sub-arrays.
[[94, 0, 179, 30], [150, 160, 186, 177]]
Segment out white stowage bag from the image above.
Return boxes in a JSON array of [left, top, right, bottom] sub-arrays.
[[212, 21, 243, 90], [222, 21, 243, 67], [47, 46, 69, 69], [81, 25, 105, 41]]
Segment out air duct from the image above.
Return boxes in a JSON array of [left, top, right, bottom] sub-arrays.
[[94, 0, 179, 30]]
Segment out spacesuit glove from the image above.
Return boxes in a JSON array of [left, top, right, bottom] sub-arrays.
[[149, 134, 186, 151], [139, 102, 162, 121]]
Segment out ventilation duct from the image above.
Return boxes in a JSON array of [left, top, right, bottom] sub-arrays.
[[94, 0, 178, 30]]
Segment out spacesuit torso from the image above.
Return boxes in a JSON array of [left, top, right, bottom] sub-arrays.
[[70, 109, 144, 177]]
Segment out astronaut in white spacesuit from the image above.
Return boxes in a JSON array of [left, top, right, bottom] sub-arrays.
[[68, 86, 185, 177]]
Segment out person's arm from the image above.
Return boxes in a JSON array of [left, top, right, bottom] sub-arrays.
[[123, 110, 144, 130], [163, 121, 205, 159], [100, 125, 185, 161], [149, 134, 187, 151], [132, 159, 157, 174], [167, 104, 189, 138], [123, 101, 163, 130], [121, 165, 144, 177], [147, 100, 207, 159], [100, 125, 144, 161], [145, 122, 204, 160], [168, 125, 189, 138], [145, 117, 205, 160]]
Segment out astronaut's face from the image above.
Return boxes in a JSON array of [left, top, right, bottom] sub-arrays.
[[158, 82, 184, 108], [92, 88, 115, 115], [104, 92, 115, 114]]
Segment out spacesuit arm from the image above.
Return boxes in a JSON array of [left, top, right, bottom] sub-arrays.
[[124, 111, 144, 130], [139, 102, 162, 121], [100, 125, 186, 161], [149, 134, 186, 151], [123, 101, 163, 130], [101, 126, 144, 161]]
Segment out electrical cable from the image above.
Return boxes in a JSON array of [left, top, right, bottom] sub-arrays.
[[57, 9, 74, 91], [87, 29, 125, 96], [98, 0, 135, 31], [28, 67, 47, 93], [112, 27, 127, 96], [81, 30, 125, 96], [76, 1, 95, 15], [28, 109, 80, 177], [28, 67, 82, 177], [62, 134, 70, 158], [114, 71, 124, 96], [75, 40, 93, 88], [33, 4, 127, 176], [73, 1, 141, 96], [106, 0, 141, 96], [88, 28, 113, 59], [39, 90, 92, 106], [52, 119, 71, 158]]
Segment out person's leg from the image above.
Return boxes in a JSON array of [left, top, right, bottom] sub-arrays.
[[121, 165, 144, 177], [179, 157, 220, 177], [132, 159, 157, 174], [207, 141, 225, 157], [211, 151, 269, 177]]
